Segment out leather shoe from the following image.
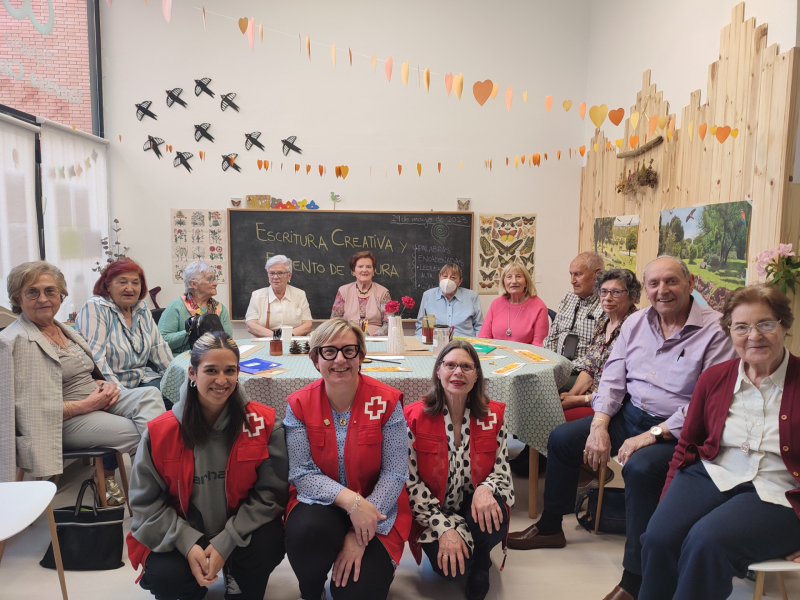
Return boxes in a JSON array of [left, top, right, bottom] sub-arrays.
[[506, 525, 566, 550], [601, 585, 634, 600]]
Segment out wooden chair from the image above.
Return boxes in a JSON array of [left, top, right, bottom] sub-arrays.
[[0, 481, 68, 600], [749, 559, 800, 600]]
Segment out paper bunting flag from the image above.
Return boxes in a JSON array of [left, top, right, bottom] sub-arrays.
[[657, 116, 667, 130], [545, 95, 552, 113], [401, 61, 409, 87], [385, 57, 393, 82], [331, 43, 336, 66], [532, 153, 540, 166], [398, 164, 402, 175], [616, 139, 623, 148], [306, 164, 311, 174], [514, 156, 519, 168], [453, 73, 464, 99], [349, 48, 352, 65], [259, 23, 263, 41], [557, 150, 561, 160], [238, 18, 248, 34], [715, 125, 730, 143], [306, 36, 310, 60], [589, 104, 608, 128], [523, 91, 528, 103], [162, 0, 171, 23], [629, 111, 639, 130], [608, 108, 624, 126], [445, 74, 454, 95], [649, 115, 658, 135], [630, 135, 639, 148], [579, 145, 586, 157], [490, 83, 498, 99], [438, 162, 441, 173], [417, 163, 422, 176], [578, 102, 586, 119], [473, 80, 492, 106], [505, 157, 509, 166], [731, 128, 739, 138], [424, 68, 430, 92], [563, 100, 572, 112], [371, 55, 377, 70], [505, 86, 513, 111], [247, 18, 254, 50]]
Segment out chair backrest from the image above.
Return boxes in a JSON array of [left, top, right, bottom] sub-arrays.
[[547, 308, 556, 323], [151, 308, 165, 325]]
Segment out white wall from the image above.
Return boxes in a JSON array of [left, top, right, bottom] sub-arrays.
[[100, 0, 591, 317]]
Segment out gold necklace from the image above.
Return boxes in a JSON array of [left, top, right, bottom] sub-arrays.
[[41, 326, 67, 347]]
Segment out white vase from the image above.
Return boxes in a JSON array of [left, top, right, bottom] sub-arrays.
[[386, 316, 405, 354]]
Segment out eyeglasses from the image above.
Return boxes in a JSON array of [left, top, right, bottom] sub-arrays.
[[200, 275, 216, 283], [23, 287, 60, 300], [599, 288, 627, 297], [268, 271, 288, 278], [730, 320, 781, 337], [440, 361, 476, 373], [318, 344, 361, 360]]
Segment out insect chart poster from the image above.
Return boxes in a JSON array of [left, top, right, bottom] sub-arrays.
[[170, 209, 229, 284], [477, 213, 536, 295]]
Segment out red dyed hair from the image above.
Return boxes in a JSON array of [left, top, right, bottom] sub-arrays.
[[93, 259, 148, 300]]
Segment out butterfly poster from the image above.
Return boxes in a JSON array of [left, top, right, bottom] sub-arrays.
[[593, 214, 640, 276], [477, 213, 536, 295], [170, 209, 229, 284]]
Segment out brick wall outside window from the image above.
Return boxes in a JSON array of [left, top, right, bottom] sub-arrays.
[[0, 1, 93, 134]]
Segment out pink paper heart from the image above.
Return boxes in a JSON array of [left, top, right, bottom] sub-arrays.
[[162, 0, 172, 23], [545, 95, 553, 113], [444, 73, 453, 96], [385, 57, 393, 83], [505, 86, 513, 112], [247, 18, 254, 50]]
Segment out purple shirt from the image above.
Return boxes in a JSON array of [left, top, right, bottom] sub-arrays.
[[592, 299, 736, 437]]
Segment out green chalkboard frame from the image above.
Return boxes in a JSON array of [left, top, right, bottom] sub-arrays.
[[227, 209, 474, 321]]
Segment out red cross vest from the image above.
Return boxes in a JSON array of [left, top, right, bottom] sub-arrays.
[[126, 402, 277, 578], [285, 374, 412, 565], [403, 399, 510, 566]]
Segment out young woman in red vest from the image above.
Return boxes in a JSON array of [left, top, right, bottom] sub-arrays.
[[126, 332, 289, 600], [405, 340, 514, 600], [284, 318, 411, 600]]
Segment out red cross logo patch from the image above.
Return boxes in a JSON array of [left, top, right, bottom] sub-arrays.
[[364, 396, 387, 420], [243, 412, 265, 437], [477, 411, 497, 431]]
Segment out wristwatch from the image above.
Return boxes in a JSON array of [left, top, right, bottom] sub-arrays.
[[649, 426, 665, 442]]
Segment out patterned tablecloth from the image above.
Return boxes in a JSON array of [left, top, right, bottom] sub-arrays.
[[161, 338, 572, 456]]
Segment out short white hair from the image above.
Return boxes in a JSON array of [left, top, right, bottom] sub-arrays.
[[183, 261, 216, 293], [265, 255, 292, 273]]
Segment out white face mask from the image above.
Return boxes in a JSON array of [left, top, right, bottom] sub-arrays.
[[439, 278, 457, 295]]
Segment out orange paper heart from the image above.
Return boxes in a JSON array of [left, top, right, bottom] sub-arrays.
[[563, 100, 572, 112], [295, 164, 300, 173], [118, 134, 122, 142], [444, 73, 453, 96], [630, 135, 639, 148], [649, 115, 658, 135], [335, 166, 342, 178], [398, 164, 402, 175], [341, 165, 349, 179], [424, 68, 430, 92], [608, 108, 625, 126], [557, 150, 561, 160], [616, 139, 623, 148], [417, 163, 422, 176], [264, 160, 269, 170], [589, 104, 608, 128], [545, 95, 553, 113], [606, 141, 611, 150], [521, 155, 526, 164], [385, 57, 393, 82], [505, 86, 513, 111], [532, 153, 541, 166], [473, 80, 493, 106], [544, 153, 548, 161], [579, 145, 586, 157], [306, 164, 311, 174], [699, 123, 708, 140], [715, 125, 731, 143], [319, 165, 323, 176], [238, 17, 248, 33], [438, 162, 441, 172], [505, 157, 509, 166], [258, 159, 263, 170], [578, 102, 586, 120]]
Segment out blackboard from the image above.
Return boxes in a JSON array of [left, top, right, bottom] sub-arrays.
[[227, 210, 473, 320]]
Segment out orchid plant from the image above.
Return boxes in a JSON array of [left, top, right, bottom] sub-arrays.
[[756, 243, 800, 294]]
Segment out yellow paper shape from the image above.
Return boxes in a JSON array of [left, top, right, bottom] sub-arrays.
[[657, 116, 667, 130], [523, 91, 528, 103], [424, 68, 430, 92], [578, 102, 586, 120], [417, 163, 422, 176], [453, 73, 464, 99], [490, 83, 498, 99], [629, 111, 639, 130], [593, 143, 598, 153], [615, 139, 623, 148], [459, 161, 463, 170], [371, 55, 377, 70], [401, 61, 409, 87], [331, 44, 336, 66], [563, 100, 572, 112], [341, 165, 349, 179], [545, 95, 553, 113], [505, 86, 513, 111], [589, 104, 608, 128], [259, 24, 263, 42], [688, 121, 694, 141], [305, 35, 310, 60], [514, 156, 519, 169], [710, 125, 718, 135], [667, 128, 673, 140], [385, 57, 393, 82], [731, 128, 739, 138]]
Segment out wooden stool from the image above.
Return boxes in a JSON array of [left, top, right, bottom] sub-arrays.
[[749, 559, 800, 600]]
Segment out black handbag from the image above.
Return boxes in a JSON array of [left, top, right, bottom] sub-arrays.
[[574, 487, 627, 534], [40, 478, 125, 571], [185, 312, 225, 349]]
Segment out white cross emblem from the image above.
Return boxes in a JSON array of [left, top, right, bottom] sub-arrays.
[[365, 396, 387, 420], [477, 411, 497, 431], [243, 412, 265, 437]]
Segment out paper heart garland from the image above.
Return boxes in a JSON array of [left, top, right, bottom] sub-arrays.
[[521, 155, 526, 164], [544, 153, 548, 161], [699, 123, 708, 140], [523, 91, 528, 103], [505, 157, 509, 166], [424, 68, 430, 92], [532, 153, 541, 166], [514, 156, 519, 169], [417, 163, 422, 176], [238, 17, 248, 33], [731, 128, 739, 138], [629, 111, 639, 130], [385, 57, 393, 82], [491, 83, 498, 99], [578, 102, 586, 120], [710, 125, 718, 135], [545, 95, 553, 113], [264, 160, 269, 170], [563, 100, 572, 112], [319, 165, 324, 176], [473, 80, 493, 106], [608, 108, 625, 126], [444, 73, 453, 96], [397, 164, 402, 175], [258, 159, 263, 170], [247, 18, 254, 50], [341, 165, 349, 179], [453, 73, 464, 99], [505, 86, 513, 111], [630, 135, 639, 148], [162, 0, 172, 23], [579, 145, 586, 157], [401, 61, 409, 87], [371, 55, 377, 71], [616, 139, 623, 148], [295, 164, 300, 173], [657, 116, 667, 130], [557, 150, 561, 160], [589, 104, 608, 128], [649, 115, 658, 135], [715, 125, 731, 143]]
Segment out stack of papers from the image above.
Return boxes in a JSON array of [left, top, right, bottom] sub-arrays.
[[239, 358, 282, 374]]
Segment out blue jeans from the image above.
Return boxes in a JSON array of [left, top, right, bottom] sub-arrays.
[[543, 400, 676, 574], [103, 378, 163, 473], [640, 462, 800, 600]]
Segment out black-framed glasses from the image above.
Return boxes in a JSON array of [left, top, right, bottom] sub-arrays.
[[730, 320, 781, 337], [23, 287, 60, 300], [440, 361, 476, 373], [599, 288, 627, 298], [318, 344, 361, 360], [268, 271, 288, 278]]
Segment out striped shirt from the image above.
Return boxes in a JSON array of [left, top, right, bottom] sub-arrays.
[[75, 295, 173, 389], [543, 291, 604, 362]]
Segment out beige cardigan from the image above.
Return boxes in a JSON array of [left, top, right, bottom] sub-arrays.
[[0, 314, 103, 481]]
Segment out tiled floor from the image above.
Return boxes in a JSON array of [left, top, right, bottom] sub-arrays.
[[2, 458, 797, 599]]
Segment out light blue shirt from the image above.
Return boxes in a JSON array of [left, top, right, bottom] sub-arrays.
[[415, 287, 483, 337]]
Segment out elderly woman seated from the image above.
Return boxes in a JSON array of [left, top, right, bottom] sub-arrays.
[[415, 263, 483, 338], [245, 255, 312, 338], [639, 284, 800, 600], [0, 261, 163, 483], [159, 261, 233, 353], [559, 268, 640, 421]]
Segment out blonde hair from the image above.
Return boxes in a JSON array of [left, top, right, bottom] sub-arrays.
[[309, 318, 367, 362], [439, 263, 463, 280], [6, 261, 68, 315], [498, 262, 536, 299]]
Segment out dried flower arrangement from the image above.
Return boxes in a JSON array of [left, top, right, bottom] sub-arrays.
[[616, 159, 659, 197], [92, 219, 130, 273]]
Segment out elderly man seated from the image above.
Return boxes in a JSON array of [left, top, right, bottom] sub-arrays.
[[245, 255, 312, 338], [508, 256, 737, 600]]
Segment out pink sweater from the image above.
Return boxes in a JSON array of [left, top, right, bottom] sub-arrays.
[[478, 295, 550, 346]]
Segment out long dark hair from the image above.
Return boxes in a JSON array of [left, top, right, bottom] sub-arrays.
[[422, 341, 488, 418], [182, 332, 249, 449]]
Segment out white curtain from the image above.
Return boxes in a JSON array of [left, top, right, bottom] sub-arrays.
[[0, 115, 40, 311], [40, 121, 109, 321]]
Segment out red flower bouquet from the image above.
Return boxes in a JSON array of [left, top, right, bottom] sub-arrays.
[[385, 296, 416, 317]]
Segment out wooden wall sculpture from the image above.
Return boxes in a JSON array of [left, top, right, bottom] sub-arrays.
[[579, 2, 800, 352]]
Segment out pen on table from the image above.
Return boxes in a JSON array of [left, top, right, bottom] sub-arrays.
[[367, 357, 402, 364], [677, 349, 685, 361]]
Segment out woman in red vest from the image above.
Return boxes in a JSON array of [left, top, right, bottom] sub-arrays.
[[284, 318, 411, 600], [127, 332, 288, 600], [405, 340, 514, 600]]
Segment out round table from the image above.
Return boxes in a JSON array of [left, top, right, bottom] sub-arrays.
[[162, 337, 571, 517]]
